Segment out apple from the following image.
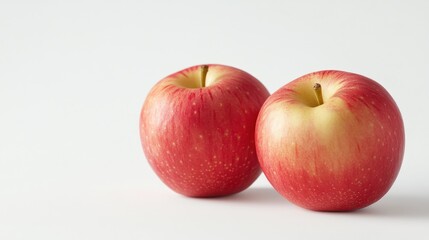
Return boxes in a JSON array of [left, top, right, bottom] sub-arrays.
[[255, 70, 405, 211], [140, 64, 270, 197]]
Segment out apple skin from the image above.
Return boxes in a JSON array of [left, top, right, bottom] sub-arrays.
[[255, 70, 405, 211], [140, 64, 270, 197]]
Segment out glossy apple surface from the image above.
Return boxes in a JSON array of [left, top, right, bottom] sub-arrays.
[[140, 64, 270, 197], [255, 70, 405, 211]]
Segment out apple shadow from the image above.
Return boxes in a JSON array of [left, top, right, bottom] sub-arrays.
[[218, 189, 429, 219], [355, 193, 429, 219], [216, 186, 288, 206], [190, 187, 429, 219]]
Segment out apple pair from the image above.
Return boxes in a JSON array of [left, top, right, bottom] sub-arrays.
[[140, 64, 404, 211]]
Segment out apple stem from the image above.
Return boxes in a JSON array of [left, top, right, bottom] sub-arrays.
[[200, 65, 209, 87], [313, 83, 324, 106]]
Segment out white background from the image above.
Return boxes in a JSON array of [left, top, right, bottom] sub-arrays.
[[1, 1, 428, 239]]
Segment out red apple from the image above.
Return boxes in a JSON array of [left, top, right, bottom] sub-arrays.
[[255, 70, 405, 211], [140, 64, 270, 197]]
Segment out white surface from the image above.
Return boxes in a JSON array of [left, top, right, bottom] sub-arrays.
[[1, 1, 428, 239]]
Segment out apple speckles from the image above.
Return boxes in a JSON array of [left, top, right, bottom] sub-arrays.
[[199, 134, 203, 139], [212, 155, 217, 159], [172, 142, 176, 146], [193, 110, 197, 114], [219, 102, 223, 107], [192, 102, 196, 106], [354, 179, 363, 186]]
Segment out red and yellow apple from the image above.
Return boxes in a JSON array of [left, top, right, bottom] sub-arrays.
[[140, 64, 270, 197], [255, 70, 405, 211]]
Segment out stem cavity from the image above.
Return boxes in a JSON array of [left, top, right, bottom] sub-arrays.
[[200, 65, 209, 87], [313, 83, 324, 106]]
